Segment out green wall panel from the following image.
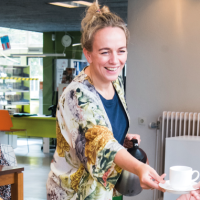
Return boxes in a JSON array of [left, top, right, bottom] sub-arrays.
[[43, 31, 82, 115]]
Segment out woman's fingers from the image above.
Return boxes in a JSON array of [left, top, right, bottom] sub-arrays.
[[159, 186, 166, 193], [152, 174, 166, 184], [160, 173, 167, 180], [140, 176, 165, 192], [150, 169, 166, 184], [138, 164, 165, 192], [123, 133, 141, 148], [126, 133, 141, 142], [131, 134, 141, 144]]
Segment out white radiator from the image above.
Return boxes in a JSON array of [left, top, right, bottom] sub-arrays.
[[154, 111, 200, 200]]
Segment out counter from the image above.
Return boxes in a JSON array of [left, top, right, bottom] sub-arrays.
[[9, 115, 56, 153], [11, 115, 56, 138]]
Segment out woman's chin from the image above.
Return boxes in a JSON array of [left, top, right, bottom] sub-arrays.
[[105, 77, 119, 82], [105, 73, 121, 82]]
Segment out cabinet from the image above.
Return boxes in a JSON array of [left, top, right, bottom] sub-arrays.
[[0, 65, 37, 113]]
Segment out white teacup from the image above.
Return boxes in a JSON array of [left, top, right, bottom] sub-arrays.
[[169, 166, 199, 190]]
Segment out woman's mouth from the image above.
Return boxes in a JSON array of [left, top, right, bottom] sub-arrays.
[[105, 67, 118, 71]]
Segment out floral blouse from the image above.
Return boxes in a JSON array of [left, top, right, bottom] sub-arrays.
[[46, 69, 130, 200]]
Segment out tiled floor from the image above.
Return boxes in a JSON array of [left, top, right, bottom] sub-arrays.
[[14, 137, 54, 200]]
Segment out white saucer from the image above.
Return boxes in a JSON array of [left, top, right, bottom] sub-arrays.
[[159, 181, 199, 195]]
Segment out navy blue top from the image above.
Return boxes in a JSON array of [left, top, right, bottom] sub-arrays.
[[98, 91, 129, 145]]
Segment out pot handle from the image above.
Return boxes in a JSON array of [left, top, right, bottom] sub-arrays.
[[131, 139, 138, 147]]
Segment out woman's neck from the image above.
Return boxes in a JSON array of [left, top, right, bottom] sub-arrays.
[[85, 66, 115, 100]]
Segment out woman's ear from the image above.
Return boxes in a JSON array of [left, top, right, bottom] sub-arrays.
[[83, 48, 92, 64]]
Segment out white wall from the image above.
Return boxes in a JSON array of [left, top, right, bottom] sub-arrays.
[[126, 0, 200, 199], [127, 0, 200, 122]]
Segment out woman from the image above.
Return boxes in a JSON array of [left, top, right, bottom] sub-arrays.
[[46, 1, 165, 199]]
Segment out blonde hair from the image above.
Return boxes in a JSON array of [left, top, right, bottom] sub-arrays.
[[81, 0, 129, 52]]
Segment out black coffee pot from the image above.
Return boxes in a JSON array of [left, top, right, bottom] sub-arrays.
[[115, 139, 147, 196]]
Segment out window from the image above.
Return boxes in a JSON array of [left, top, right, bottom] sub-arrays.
[[0, 57, 21, 65], [28, 58, 43, 99], [0, 27, 43, 49], [0, 27, 43, 99], [28, 32, 43, 46]]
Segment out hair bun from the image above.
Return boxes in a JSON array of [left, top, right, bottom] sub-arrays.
[[81, 1, 111, 30], [101, 5, 110, 14], [81, 2, 99, 31]]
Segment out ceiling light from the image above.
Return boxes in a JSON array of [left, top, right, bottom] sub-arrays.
[[10, 53, 66, 57], [73, 1, 93, 6], [72, 43, 81, 46], [49, 2, 78, 8], [49, 1, 92, 8]]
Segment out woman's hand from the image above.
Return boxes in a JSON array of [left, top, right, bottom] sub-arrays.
[[114, 149, 166, 192], [136, 162, 166, 192], [177, 182, 200, 200], [122, 134, 165, 191], [123, 133, 141, 148]]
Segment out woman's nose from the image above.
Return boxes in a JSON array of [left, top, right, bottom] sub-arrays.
[[109, 52, 119, 64]]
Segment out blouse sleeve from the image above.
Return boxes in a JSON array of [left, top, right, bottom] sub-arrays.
[[57, 82, 125, 191]]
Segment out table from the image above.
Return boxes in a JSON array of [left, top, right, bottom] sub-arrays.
[[0, 165, 24, 200], [11, 115, 56, 153]]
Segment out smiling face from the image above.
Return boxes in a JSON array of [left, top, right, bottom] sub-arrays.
[[84, 27, 127, 84]]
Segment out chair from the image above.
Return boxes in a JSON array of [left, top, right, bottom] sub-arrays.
[[0, 110, 29, 152], [0, 144, 17, 167], [0, 143, 18, 200]]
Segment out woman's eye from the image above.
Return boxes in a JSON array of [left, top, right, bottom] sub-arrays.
[[119, 50, 126, 53], [101, 52, 108, 55]]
